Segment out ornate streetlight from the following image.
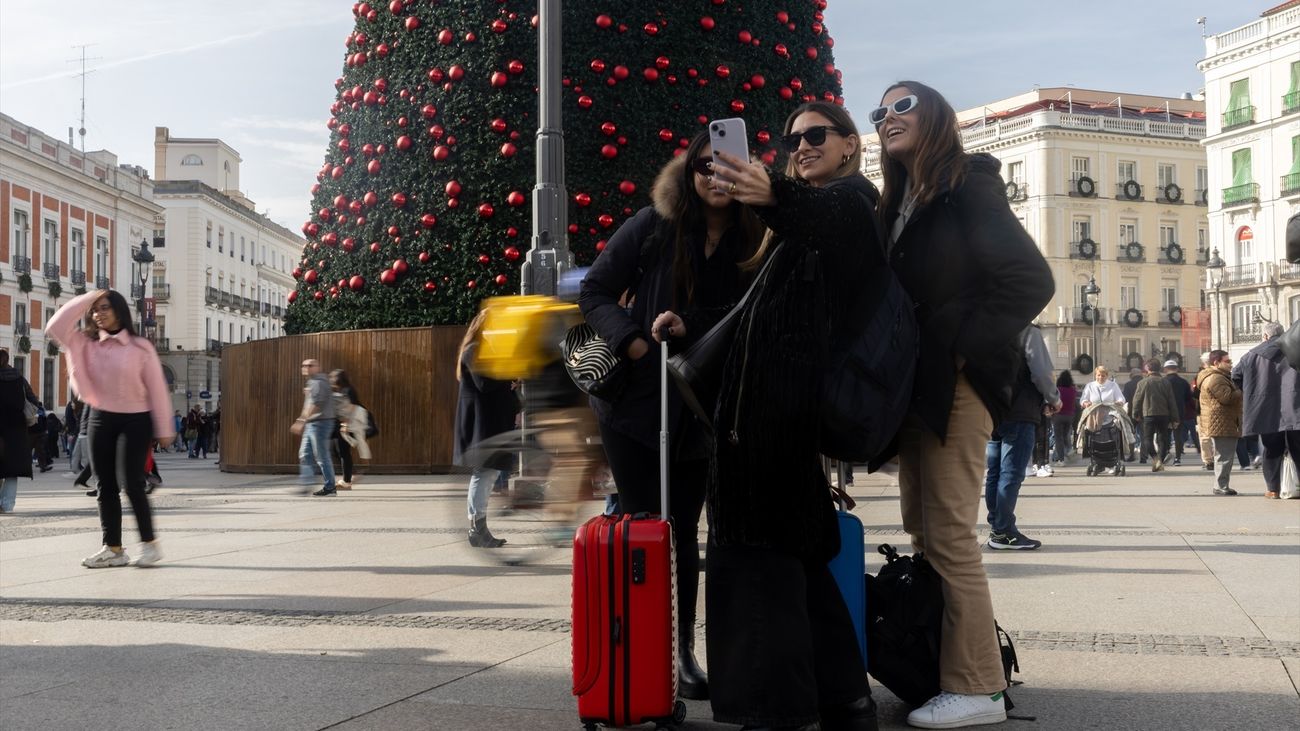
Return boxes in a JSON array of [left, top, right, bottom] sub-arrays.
[[1206, 248, 1225, 349], [133, 240, 155, 339], [1083, 276, 1100, 369]]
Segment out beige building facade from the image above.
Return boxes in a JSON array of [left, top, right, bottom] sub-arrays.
[[1197, 2, 1300, 358], [865, 88, 1210, 378]]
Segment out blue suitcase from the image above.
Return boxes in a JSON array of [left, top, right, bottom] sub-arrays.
[[827, 466, 867, 665]]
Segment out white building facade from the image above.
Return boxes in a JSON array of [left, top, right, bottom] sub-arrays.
[[0, 113, 160, 412], [1198, 2, 1300, 358], [865, 88, 1210, 378], [151, 127, 302, 413]]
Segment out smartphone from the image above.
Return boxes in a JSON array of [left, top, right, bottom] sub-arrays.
[[708, 117, 749, 172]]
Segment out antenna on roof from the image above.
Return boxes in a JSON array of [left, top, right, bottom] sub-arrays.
[[66, 44, 102, 152], [1196, 17, 1207, 38]]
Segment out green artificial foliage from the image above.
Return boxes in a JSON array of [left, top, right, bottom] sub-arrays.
[[286, 0, 841, 333], [18, 335, 31, 354], [18, 273, 32, 293], [48, 281, 62, 299], [46, 341, 58, 356]]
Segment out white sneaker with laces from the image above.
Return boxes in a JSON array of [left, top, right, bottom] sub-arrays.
[[133, 541, 162, 567], [907, 690, 1008, 729], [1034, 466, 1050, 478], [82, 546, 130, 569]]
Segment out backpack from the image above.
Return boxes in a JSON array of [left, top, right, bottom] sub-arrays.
[[865, 544, 1019, 709]]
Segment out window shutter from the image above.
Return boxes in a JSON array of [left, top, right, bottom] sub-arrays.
[[1231, 148, 1252, 186]]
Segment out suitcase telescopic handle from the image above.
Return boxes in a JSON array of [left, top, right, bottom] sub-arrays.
[[659, 329, 671, 520]]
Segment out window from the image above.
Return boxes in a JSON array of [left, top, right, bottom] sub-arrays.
[[94, 235, 108, 280], [205, 361, 213, 391], [1161, 283, 1178, 312], [1157, 164, 1176, 189], [1121, 337, 1142, 357], [1073, 337, 1092, 359], [1159, 224, 1177, 247], [1197, 228, 1208, 251], [16, 303, 28, 328], [1006, 160, 1023, 184], [1196, 166, 1208, 192], [42, 219, 58, 266], [1231, 302, 1261, 341], [1120, 278, 1139, 310], [239, 325, 245, 341], [1077, 283, 1095, 307], [70, 229, 85, 273], [1117, 160, 1136, 184], [1287, 135, 1300, 190], [1119, 219, 1138, 246], [1166, 339, 1181, 356], [1231, 148, 1253, 186], [1225, 78, 1251, 126], [12, 209, 29, 258], [1236, 227, 1254, 262], [1071, 156, 1090, 180], [240, 236, 246, 262], [206, 221, 212, 248], [205, 318, 211, 344], [218, 228, 224, 253], [1290, 295, 1300, 324], [13, 356, 26, 379], [42, 358, 54, 407], [181, 154, 203, 166]]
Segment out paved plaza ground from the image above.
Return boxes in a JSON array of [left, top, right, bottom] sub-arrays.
[[1, 451, 1298, 730]]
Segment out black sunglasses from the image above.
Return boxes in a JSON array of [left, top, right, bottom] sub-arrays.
[[779, 125, 848, 152], [690, 157, 713, 176]]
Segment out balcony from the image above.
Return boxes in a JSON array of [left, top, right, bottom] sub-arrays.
[[272, 305, 283, 318], [13, 255, 31, 274], [1232, 324, 1264, 344], [1069, 305, 1101, 325], [42, 262, 59, 280], [220, 292, 233, 308], [154, 337, 170, 353], [1117, 242, 1146, 263], [1068, 239, 1100, 260], [1222, 183, 1260, 207], [1067, 176, 1098, 198], [1221, 106, 1255, 131], [1278, 261, 1300, 282], [15, 322, 30, 336], [70, 269, 85, 287], [1157, 307, 1184, 327], [205, 286, 220, 305], [207, 339, 223, 353], [1282, 172, 1300, 197], [1195, 247, 1210, 265], [1284, 91, 1300, 116], [1194, 188, 1209, 206], [1154, 183, 1184, 204], [153, 283, 171, 301], [1119, 308, 1148, 328], [242, 297, 255, 313], [261, 302, 271, 315], [1220, 263, 1262, 288], [1115, 180, 1144, 201], [130, 283, 144, 300], [1155, 243, 1186, 265], [95, 275, 110, 289]]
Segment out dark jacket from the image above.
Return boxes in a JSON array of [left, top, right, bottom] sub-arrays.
[[453, 341, 519, 469], [885, 153, 1054, 439], [579, 154, 749, 450], [1004, 326, 1060, 425], [0, 366, 37, 480], [1164, 373, 1195, 421], [1121, 377, 1140, 406], [711, 172, 885, 563], [1131, 373, 1179, 422], [1232, 336, 1300, 436]]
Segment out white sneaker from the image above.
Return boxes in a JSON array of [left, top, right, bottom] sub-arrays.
[[1251, 455, 1263, 468], [82, 546, 130, 569], [133, 541, 162, 567], [907, 690, 1008, 729], [1034, 466, 1051, 478]]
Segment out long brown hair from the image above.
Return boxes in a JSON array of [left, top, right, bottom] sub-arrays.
[[877, 81, 969, 226], [81, 289, 136, 338], [456, 309, 488, 381], [742, 101, 863, 271], [669, 131, 764, 309]]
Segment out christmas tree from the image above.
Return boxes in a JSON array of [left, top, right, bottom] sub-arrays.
[[286, 0, 843, 333]]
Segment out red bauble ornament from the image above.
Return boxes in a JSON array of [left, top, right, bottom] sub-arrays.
[[491, 19, 507, 33], [600, 144, 618, 159], [598, 214, 615, 228], [448, 64, 465, 81], [716, 65, 731, 79], [776, 10, 790, 23], [428, 124, 445, 139], [506, 191, 526, 207], [348, 275, 365, 291], [387, 225, 401, 238], [756, 130, 771, 144], [730, 99, 745, 114], [590, 59, 606, 73], [393, 258, 409, 275], [428, 67, 445, 83], [577, 95, 593, 109], [320, 232, 339, 248], [288, 291, 299, 304], [477, 203, 495, 218], [367, 159, 381, 175], [420, 103, 437, 119], [699, 16, 715, 30], [445, 180, 462, 197], [779, 86, 794, 100], [304, 222, 320, 238], [644, 22, 660, 35], [314, 291, 325, 301], [507, 59, 524, 75], [333, 194, 349, 210], [490, 71, 508, 87], [415, 251, 429, 264], [494, 274, 508, 286], [370, 242, 383, 253], [331, 166, 345, 180], [391, 192, 408, 207], [424, 281, 437, 293], [500, 142, 518, 157], [477, 254, 491, 265], [432, 145, 451, 161], [595, 240, 607, 252], [387, 0, 401, 13], [658, 128, 674, 142], [750, 74, 766, 89], [504, 246, 521, 262], [467, 279, 477, 289], [600, 121, 617, 136], [595, 14, 612, 28], [395, 135, 412, 151], [619, 180, 636, 195], [420, 213, 438, 228], [375, 42, 390, 58], [404, 16, 420, 31], [490, 118, 507, 134], [380, 269, 397, 286], [643, 68, 660, 82], [612, 65, 630, 80], [805, 47, 818, 59], [304, 269, 319, 284], [292, 266, 304, 279], [360, 191, 377, 208], [774, 44, 789, 57], [789, 78, 804, 91], [342, 237, 356, 253], [464, 31, 477, 42], [738, 30, 753, 44]]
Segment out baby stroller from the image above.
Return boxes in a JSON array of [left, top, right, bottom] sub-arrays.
[[1078, 403, 1135, 477]]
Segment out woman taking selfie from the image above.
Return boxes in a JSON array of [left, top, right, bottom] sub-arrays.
[[47, 289, 175, 568], [580, 130, 763, 700], [699, 101, 883, 729], [875, 81, 1052, 728]]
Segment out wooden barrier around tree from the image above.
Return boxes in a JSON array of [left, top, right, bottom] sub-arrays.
[[219, 326, 465, 474]]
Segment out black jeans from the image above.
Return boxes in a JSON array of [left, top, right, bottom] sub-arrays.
[[333, 434, 354, 482], [706, 544, 869, 726], [1236, 436, 1260, 467], [1141, 416, 1171, 463], [1260, 431, 1300, 493], [597, 421, 706, 635], [88, 409, 155, 547]]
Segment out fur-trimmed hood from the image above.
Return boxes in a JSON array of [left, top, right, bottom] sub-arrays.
[[650, 152, 688, 220]]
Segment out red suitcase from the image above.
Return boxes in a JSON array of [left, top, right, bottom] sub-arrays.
[[572, 339, 685, 729]]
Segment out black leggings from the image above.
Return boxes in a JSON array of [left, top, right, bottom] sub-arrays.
[[597, 421, 706, 633], [88, 410, 155, 547], [333, 436, 353, 482]]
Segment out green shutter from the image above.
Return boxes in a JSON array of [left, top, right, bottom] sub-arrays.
[[1291, 62, 1300, 94], [1231, 148, 1252, 186], [1227, 79, 1250, 111], [1291, 136, 1300, 175]]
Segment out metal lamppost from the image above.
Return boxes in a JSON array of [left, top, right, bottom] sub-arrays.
[[521, 0, 570, 296], [133, 240, 155, 338], [1083, 276, 1100, 368], [1206, 248, 1225, 349]]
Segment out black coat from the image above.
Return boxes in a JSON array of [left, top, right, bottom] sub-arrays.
[[710, 173, 885, 563], [885, 153, 1054, 439], [0, 367, 36, 480], [453, 341, 519, 468]]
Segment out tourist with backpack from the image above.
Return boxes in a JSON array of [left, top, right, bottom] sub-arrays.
[[876, 81, 1053, 729], [700, 101, 882, 729], [580, 130, 763, 701]]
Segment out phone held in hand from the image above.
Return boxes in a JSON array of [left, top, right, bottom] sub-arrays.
[[708, 117, 749, 172]]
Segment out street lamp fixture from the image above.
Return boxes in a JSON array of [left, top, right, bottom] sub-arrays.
[[1082, 276, 1100, 369], [133, 239, 155, 337], [1206, 248, 1225, 349]]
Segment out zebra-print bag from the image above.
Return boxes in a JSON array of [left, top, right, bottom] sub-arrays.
[[561, 323, 630, 400]]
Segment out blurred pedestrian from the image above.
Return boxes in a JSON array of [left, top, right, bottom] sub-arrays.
[[1122, 368, 1145, 463], [292, 359, 336, 496], [330, 369, 369, 489], [1162, 360, 1193, 466], [30, 402, 52, 472], [46, 289, 174, 568], [0, 349, 39, 513], [1193, 352, 1215, 470], [1233, 322, 1299, 498], [1199, 350, 1243, 496], [1130, 359, 1179, 472], [454, 311, 518, 548], [1050, 370, 1078, 464]]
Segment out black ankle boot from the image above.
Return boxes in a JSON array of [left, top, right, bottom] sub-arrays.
[[819, 693, 877, 731], [677, 631, 709, 700], [467, 517, 506, 548]]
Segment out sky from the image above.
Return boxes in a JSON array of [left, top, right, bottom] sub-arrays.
[[0, 1, 1264, 232]]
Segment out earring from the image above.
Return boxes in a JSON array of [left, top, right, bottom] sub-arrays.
[[841, 154, 850, 164]]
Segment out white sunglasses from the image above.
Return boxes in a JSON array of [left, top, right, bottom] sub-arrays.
[[869, 95, 919, 127]]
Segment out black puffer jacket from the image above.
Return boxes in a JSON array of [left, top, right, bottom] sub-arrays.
[[884, 153, 1054, 439], [709, 173, 885, 563], [0, 367, 37, 480]]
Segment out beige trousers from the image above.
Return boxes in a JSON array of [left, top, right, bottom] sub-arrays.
[[897, 372, 1006, 695]]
